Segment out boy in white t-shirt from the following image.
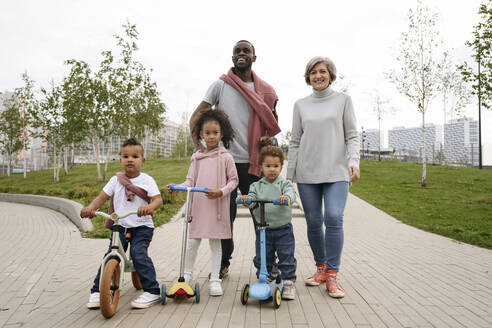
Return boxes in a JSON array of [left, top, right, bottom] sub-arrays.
[[81, 138, 163, 309]]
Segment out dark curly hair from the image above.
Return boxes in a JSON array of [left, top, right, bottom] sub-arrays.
[[192, 108, 234, 149], [258, 138, 284, 166], [121, 137, 144, 155]]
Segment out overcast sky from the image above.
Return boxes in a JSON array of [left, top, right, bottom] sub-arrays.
[[1, 0, 491, 163]]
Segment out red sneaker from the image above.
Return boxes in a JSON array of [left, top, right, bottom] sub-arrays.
[[326, 270, 345, 298], [305, 264, 327, 286]]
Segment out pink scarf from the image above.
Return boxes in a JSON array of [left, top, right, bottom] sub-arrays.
[[105, 172, 151, 229], [220, 68, 280, 177]]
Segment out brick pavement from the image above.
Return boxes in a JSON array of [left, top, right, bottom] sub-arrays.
[[1, 192, 491, 327]]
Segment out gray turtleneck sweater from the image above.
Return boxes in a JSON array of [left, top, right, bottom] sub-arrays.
[[287, 87, 360, 183]]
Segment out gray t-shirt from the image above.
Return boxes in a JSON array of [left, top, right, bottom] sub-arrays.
[[203, 80, 254, 163]]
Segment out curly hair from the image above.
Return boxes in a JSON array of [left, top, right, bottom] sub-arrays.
[[121, 137, 144, 155], [258, 138, 284, 166], [192, 108, 234, 149]]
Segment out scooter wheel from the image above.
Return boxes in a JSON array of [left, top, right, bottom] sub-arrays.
[[161, 284, 167, 305], [241, 284, 249, 305], [273, 287, 281, 309], [195, 282, 200, 303]]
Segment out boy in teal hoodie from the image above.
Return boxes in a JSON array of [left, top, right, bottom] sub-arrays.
[[239, 145, 297, 300]]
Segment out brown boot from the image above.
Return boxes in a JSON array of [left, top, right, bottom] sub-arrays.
[[326, 270, 345, 298], [305, 264, 327, 286]]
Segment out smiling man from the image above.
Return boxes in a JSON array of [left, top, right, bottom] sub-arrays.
[[190, 40, 281, 279]]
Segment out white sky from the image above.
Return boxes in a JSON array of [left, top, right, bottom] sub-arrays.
[[1, 0, 491, 164]]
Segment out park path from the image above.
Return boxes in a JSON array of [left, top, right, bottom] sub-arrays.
[[0, 188, 491, 327]]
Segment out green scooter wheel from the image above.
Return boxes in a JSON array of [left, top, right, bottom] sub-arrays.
[[161, 284, 167, 305], [195, 282, 200, 303]]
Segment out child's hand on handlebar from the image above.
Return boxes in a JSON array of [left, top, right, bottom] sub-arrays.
[[137, 205, 154, 217], [239, 195, 250, 202], [166, 184, 178, 195], [206, 189, 223, 199], [80, 207, 96, 219], [278, 195, 289, 204]]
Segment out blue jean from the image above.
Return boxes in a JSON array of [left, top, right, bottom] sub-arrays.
[[297, 182, 349, 272], [253, 223, 297, 281], [91, 226, 160, 295]]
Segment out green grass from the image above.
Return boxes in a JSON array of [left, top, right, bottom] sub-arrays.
[[350, 160, 492, 249], [0, 158, 190, 238]]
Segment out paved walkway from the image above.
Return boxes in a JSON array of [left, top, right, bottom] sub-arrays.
[[1, 193, 491, 327]]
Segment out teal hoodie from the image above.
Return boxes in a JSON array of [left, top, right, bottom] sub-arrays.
[[248, 176, 296, 229]]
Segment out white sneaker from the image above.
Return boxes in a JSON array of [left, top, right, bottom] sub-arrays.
[[209, 278, 223, 296], [183, 272, 193, 284], [87, 292, 100, 309], [131, 292, 160, 309]]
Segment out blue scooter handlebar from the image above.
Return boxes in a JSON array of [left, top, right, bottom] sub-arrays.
[[169, 185, 209, 193], [236, 197, 290, 206]]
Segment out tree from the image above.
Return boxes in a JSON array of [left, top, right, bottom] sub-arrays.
[[459, 0, 492, 169], [36, 80, 74, 182], [172, 112, 193, 158], [437, 51, 471, 164], [0, 94, 23, 176], [370, 91, 394, 161], [15, 72, 38, 178], [387, 0, 441, 187], [63, 59, 109, 181]]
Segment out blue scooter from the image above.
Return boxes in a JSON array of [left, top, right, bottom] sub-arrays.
[[236, 197, 289, 309]]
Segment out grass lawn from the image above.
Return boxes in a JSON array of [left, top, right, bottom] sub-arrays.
[[350, 160, 492, 249], [0, 157, 190, 238]]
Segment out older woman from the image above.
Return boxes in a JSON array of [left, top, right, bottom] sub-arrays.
[[287, 56, 360, 298]]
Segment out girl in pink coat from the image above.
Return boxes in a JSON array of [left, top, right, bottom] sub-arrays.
[[168, 108, 238, 296]]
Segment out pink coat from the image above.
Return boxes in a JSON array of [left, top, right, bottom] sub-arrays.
[[180, 147, 239, 239]]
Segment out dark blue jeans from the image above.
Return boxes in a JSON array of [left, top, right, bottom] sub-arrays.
[[253, 223, 297, 281], [297, 182, 349, 272], [224, 163, 260, 268], [90, 226, 160, 295]]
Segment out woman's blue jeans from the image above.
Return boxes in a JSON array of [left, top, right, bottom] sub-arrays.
[[297, 182, 349, 272]]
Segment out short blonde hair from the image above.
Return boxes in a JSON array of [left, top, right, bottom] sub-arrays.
[[304, 56, 337, 86]]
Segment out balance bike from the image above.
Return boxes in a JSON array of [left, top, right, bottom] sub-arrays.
[[93, 211, 144, 318], [161, 185, 209, 304], [236, 197, 290, 309]]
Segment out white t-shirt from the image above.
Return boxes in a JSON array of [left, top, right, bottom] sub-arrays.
[[203, 80, 254, 163], [103, 173, 160, 228]]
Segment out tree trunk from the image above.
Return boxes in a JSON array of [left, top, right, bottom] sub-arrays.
[[7, 153, 11, 177], [53, 142, 57, 182], [56, 149, 62, 182], [103, 137, 112, 182], [378, 115, 382, 162], [64, 146, 68, 175], [23, 148, 27, 179], [421, 111, 427, 187], [71, 142, 75, 166], [92, 131, 102, 181]]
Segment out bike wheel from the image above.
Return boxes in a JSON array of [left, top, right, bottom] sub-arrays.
[[100, 259, 121, 318], [131, 271, 143, 290], [273, 287, 281, 309]]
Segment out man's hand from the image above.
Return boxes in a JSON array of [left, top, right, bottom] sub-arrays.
[[80, 207, 95, 219], [349, 166, 360, 183], [259, 136, 274, 147], [137, 205, 154, 217], [206, 189, 223, 199]]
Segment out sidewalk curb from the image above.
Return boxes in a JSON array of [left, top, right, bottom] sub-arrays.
[[0, 193, 93, 232]]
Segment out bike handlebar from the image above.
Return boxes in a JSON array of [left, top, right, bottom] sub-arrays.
[[236, 197, 290, 206], [169, 185, 210, 193], [94, 211, 138, 220]]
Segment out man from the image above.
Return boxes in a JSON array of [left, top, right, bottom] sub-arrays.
[[190, 40, 280, 278]]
